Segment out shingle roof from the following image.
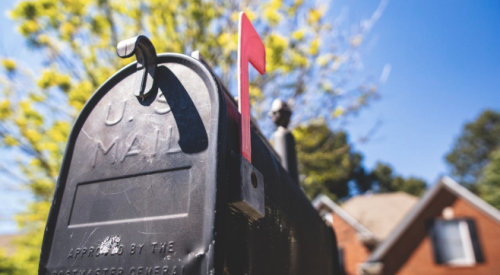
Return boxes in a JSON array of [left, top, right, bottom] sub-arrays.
[[341, 192, 419, 241]]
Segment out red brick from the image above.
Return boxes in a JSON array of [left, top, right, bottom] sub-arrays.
[[396, 197, 500, 275], [332, 213, 372, 275]]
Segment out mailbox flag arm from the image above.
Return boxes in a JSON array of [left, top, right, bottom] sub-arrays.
[[117, 35, 157, 99], [230, 12, 266, 220], [238, 12, 266, 163]]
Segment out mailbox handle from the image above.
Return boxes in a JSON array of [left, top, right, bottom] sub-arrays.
[[238, 12, 266, 163], [117, 35, 157, 99]]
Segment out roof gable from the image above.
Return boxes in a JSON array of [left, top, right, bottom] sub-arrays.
[[368, 176, 500, 262], [312, 195, 375, 240]]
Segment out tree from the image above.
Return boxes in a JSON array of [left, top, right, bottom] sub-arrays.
[[369, 162, 427, 197], [0, 250, 16, 275], [391, 176, 427, 197], [446, 110, 500, 186], [478, 148, 500, 210], [369, 162, 393, 192], [294, 124, 427, 200], [294, 121, 364, 200], [0, 0, 388, 273]]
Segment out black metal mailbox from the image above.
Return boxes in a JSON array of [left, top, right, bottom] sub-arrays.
[[39, 35, 340, 275]]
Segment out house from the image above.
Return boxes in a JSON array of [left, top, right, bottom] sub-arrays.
[[313, 176, 500, 275], [313, 192, 418, 275]]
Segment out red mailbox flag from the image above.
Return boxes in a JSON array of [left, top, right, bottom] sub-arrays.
[[238, 12, 266, 163]]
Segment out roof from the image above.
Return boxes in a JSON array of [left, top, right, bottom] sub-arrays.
[[312, 194, 375, 240], [342, 192, 419, 240], [368, 176, 500, 262]]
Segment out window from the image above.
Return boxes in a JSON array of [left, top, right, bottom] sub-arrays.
[[338, 247, 346, 275], [429, 219, 484, 266]]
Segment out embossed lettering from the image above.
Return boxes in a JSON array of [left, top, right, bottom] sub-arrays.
[[105, 101, 126, 126], [154, 93, 171, 115], [50, 268, 125, 275], [152, 128, 159, 157], [158, 243, 166, 253], [151, 242, 158, 253], [121, 134, 140, 162], [51, 267, 174, 275], [93, 138, 118, 167], [166, 126, 181, 153], [68, 249, 73, 259]]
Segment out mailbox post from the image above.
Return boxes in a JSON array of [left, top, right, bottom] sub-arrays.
[[39, 14, 340, 275]]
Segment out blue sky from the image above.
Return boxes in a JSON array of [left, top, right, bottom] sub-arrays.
[[0, 0, 33, 234], [341, 0, 500, 184], [0, 1, 499, 233]]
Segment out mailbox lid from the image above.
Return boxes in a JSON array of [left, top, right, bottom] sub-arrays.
[[40, 53, 227, 275]]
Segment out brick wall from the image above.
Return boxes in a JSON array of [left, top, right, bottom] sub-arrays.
[[396, 197, 500, 275], [332, 213, 372, 275], [379, 189, 455, 275]]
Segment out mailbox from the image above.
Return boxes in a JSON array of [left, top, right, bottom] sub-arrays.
[[39, 14, 340, 275]]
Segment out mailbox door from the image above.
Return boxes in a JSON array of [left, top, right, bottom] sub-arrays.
[[39, 54, 227, 275]]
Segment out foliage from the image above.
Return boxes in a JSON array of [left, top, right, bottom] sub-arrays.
[[478, 148, 500, 210], [446, 110, 500, 186], [294, 121, 364, 200], [0, 0, 387, 272], [368, 162, 427, 197], [0, 250, 16, 275], [391, 176, 427, 197], [294, 122, 426, 200]]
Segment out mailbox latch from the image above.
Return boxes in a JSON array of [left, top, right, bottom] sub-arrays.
[[116, 35, 157, 99]]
